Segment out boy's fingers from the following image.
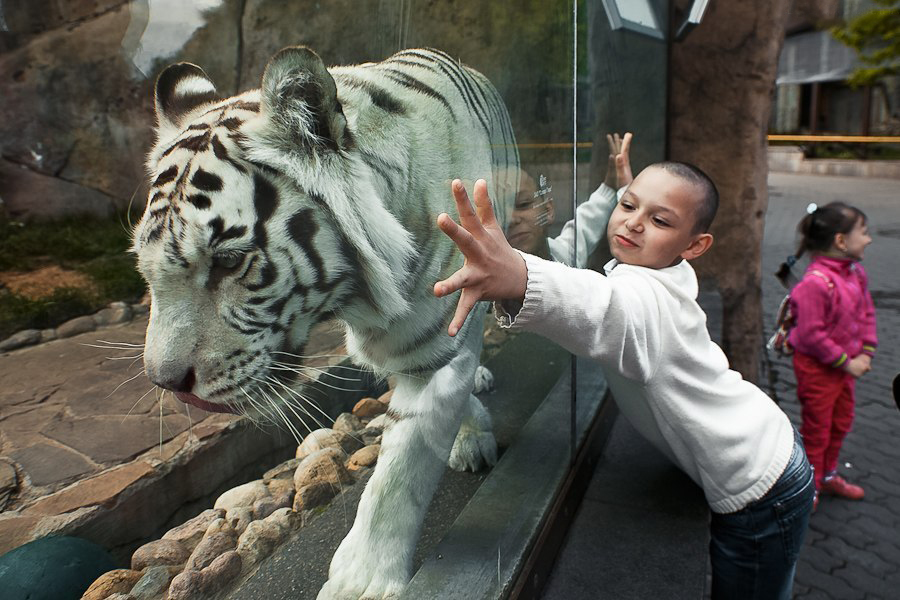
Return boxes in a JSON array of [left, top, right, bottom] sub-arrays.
[[472, 179, 498, 228], [621, 132, 632, 156], [437, 213, 482, 257], [452, 179, 481, 230], [448, 290, 480, 336]]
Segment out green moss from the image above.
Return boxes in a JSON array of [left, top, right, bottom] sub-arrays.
[[0, 288, 97, 340], [0, 215, 145, 339]]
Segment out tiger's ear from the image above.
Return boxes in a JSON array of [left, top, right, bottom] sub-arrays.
[[154, 63, 220, 136], [260, 46, 349, 152]]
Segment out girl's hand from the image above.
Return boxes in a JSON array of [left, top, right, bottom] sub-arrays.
[[844, 354, 872, 378], [434, 179, 527, 336]]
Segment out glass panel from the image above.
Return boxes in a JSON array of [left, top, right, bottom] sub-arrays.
[[1, 0, 667, 597]]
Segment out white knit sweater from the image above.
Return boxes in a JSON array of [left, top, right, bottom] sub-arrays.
[[498, 254, 794, 514]]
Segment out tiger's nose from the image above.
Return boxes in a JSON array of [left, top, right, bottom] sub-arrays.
[[151, 366, 196, 393]]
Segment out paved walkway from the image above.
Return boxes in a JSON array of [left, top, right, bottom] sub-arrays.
[[761, 172, 900, 599]]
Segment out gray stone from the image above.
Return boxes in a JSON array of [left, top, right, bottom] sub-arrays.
[[332, 412, 363, 434], [131, 303, 150, 316], [0, 329, 41, 352], [263, 507, 302, 535], [93, 303, 132, 326], [262, 458, 301, 482], [55, 316, 96, 338], [359, 427, 382, 446], [252, 490, 293, 520], [366, 413, 388, 431], [40, 329, 57, 342], [8, 442, 95, 487], [166, 569, 204, 600], [129, 565, 174, 600]]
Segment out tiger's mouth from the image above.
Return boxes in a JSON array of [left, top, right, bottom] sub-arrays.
[[175, 392, 241, 414]]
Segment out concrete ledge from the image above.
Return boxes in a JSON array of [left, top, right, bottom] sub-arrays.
[[768, 146, 900, 179]]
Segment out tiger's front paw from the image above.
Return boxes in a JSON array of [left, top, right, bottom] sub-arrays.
[[473, 365, 495, 394], [317, 563, 406, 600], [449, 426, 498, 472]]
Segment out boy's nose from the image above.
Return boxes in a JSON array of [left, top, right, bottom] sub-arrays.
[[625, 217, 643, 232]]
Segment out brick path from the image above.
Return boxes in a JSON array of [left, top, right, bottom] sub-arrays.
[[761, 172, 900, 599]]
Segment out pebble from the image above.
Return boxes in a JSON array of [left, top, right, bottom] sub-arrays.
[[129, 565, 174, 600], [253, 490, 293, 520], [347, 445, 380, 471], [167, 551, 242, 600], [225, 506, 254, 535], [293, 481, 341, 512], [162, 508, 225, 552], [0, 329, 41, 352], [80, 568, 143, 600], [294, 447, 353, 489], [56, 315, 96, 338], [131, 538, 189, 570], [185, 525, 237, 571], [295, 428, 362, 460], [214, 480, 270, 511], [332, 412, 364, 433], [236, 518, 284, 569], [262, 458, 302, 482], [352, 397, 387, 419]]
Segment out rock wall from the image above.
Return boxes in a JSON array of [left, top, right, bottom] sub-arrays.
[[669, 0, 794, 382], [0, 0, 575, 222]]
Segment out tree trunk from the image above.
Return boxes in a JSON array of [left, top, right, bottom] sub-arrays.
[[668, 0, 793, 382]]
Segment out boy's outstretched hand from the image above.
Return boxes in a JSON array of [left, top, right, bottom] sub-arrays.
[[434, 179, 528, 336]]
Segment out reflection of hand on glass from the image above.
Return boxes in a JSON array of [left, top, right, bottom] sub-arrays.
[[603, 132, 633, 189]]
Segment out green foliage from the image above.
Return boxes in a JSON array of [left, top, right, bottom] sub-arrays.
[[0, 288, 96, 340], [0, 216, 136, 271], [0, 215, 145, 339], [831, 0, 900, 86]]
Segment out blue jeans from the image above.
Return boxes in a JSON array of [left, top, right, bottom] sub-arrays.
[[709, 430, 814, 600]]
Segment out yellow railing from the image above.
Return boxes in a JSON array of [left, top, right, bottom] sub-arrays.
[[767, 134, 900, 143]]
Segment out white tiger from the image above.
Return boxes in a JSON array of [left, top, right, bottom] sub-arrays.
[[132, 46, 519, 598]]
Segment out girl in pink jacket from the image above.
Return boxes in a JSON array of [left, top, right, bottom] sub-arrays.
[[783, 201, 876, 507]]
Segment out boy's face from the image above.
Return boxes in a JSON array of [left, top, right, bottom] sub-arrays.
[[606, 166, 712, 269]]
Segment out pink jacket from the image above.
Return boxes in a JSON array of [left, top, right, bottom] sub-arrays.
[[788, 255, 878, 368]]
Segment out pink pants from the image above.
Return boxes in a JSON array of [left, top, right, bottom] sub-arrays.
[[793, 351, 856, 489]]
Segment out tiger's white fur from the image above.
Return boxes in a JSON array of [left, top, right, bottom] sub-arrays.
[[133, 47, 518, 598]]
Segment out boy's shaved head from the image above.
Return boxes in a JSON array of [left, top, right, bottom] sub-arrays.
[[653, 162, 719, 233]]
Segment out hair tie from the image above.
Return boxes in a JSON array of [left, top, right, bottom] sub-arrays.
[[785, 255, 797, 267], [806, 203, 818, 214]]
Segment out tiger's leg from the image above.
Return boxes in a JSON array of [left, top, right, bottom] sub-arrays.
[[317, 323, 483, 599], [448, 393, 498, 472]]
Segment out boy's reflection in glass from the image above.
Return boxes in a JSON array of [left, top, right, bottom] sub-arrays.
[[507, 171, 556, 259]]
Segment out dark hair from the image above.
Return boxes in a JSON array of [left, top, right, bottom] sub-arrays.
[[774, 201, 867, 286], [654, 161, 719, 233]]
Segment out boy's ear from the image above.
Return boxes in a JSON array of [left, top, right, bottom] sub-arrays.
[[681, 233, 714, 261]]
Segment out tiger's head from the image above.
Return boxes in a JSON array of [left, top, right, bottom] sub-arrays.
[[132, 47, 412, 416]]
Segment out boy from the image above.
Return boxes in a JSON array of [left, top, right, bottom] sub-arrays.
[[433, 164, 814, 600]]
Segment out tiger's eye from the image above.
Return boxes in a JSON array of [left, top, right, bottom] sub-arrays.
[[212, 253, 244, 270]]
